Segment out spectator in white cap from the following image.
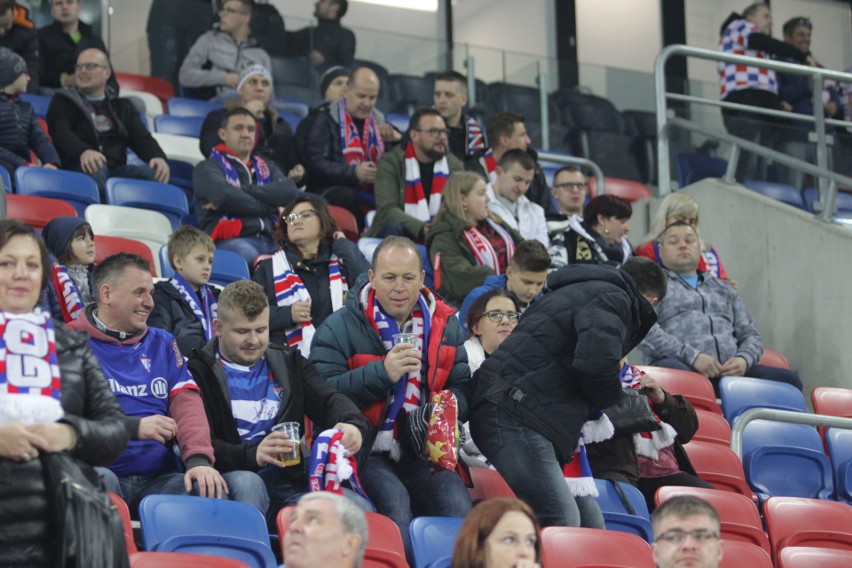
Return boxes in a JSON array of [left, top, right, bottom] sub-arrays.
[[199, 64, 304, 185]]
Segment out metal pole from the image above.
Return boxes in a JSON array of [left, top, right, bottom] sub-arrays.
[[724, 146, 739, 184], [465, 52, 476, 108], [654, 50, 672, 195], [537, 62, 550, 150]]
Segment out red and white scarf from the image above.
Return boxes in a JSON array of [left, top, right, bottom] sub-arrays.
[[479, 148, 498, 183], [272, 249, 348, 357], [620, 364, 676, 459], [50, 261, 85, 323], [361, 284, 428, 461], [563, 408, 614, 497], [462, 220, 516, 273], [465, 114, 486, 155], [403, 141, 450, 222], [338, 101, 384, 181], [0, 310, 64, 425], [308, 428, 371, 503]]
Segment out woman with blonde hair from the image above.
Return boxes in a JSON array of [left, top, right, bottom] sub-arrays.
[[425, 171, 522, 307], [635, 192, 729, 279]]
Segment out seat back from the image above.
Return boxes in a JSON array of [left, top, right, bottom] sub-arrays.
[[20, 93, 51, 118], [159, 245, 176, 279], [764, 496, 852, 559], [758, 348, 790, 369], [826, 428, 852, 502], [328, 205, 359, 242], [719, 540, 772, 568], [129, 551, 251, 567], [106, 178, 190, 230], [635, 366, 722, 415], [812, 387, 852, 420], [0, 165, 12, 192], [540, 526, 655, 567], [123, 89, 165, 119], [139, 494, 275, 567], [110, 492, 137, 554], [115, 72, 176, 104], [389, 74, 434, 114], [743, 180, 805, 209], [692, 409, 732, 446], [210, 249, 250, 287], [588, 177, 653, 203], [777, 546, 852, 568], [593, 478, 653, 542], [719, 375, 806, 425], [5, 194, 77, 229], [166, 97, 222, 118], [152, 133, 206, 165], [409, 516, 464, 568], [86, 204, 172, 275], [154, 115, 205, 138], [94, 236, 159, 277], [683, 441, 756, 501], [655, 486, 770, 556], [15, 166, 100, 216], [675, 153, 728, 187], [467, 467, 516, 502]]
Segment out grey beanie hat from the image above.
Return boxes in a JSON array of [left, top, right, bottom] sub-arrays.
[[0, 48, 27, 89]]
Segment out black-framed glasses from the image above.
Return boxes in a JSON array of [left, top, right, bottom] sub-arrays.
[[75, 62, 107, 71], [655, 529, 719, 544], [479, 310, 520, 323], [416, 128, 448, 138], [553, 182, 588, 191], [284, 210, 318, 224]]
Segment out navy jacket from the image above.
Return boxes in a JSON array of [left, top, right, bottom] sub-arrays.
[[0, 95, 60, 167]]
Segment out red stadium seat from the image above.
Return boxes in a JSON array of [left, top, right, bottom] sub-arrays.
[[328, 205, 360, 242], [636, 366, 722, 415], [758, 348, 790, 369], [777, 546, 852, 568], [130, 552, 250, 567], [693, 409, 732, 446], [115, 72, 175, 105], [764, 497, 852, 559], [6, 194, 77, 229], [588, 177, 653, 203], [812, 386, 852, 445], [468, 467, 516, 502], [683, 441, 757, 502], [94, 235, 159, 277], [540, 526, 655, 567], [110, 492, 137, 554], [719, 540, 772, 568]]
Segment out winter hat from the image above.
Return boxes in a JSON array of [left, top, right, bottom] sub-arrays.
[[42, 217, 90, 259], [237, 64, 273, 92], [319, 66, 349, 98], [0, 48, 27, 89]]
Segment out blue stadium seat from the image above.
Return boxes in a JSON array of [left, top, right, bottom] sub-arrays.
[[675, 153, 728, 187], [279, 112, 301, 131], [154, 115, 205, 138], [718, 376, 806, 426], [826, 428, 852, 503], [0, 166, 11, 192], [139, 494, 276, 568], [21, 93, 51, 118], [385, 113, 410, 134], [159, 245, 176, 279], [270, 57, 318, 103], [743, 180, 805, 209], [593, 479, 653, 542], [389, 74, 434, 114], [105, 178, 189, 229], [166, 97, 222, 118], [409, 517, 464, 568], [14, 166, 100, 216], [210, 249, 250, 287], [270, 98, 309, 118], [742, 420, 834, 501], [801, 187, 852, 216]]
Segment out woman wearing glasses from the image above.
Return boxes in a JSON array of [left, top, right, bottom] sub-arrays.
[[253, 196, 368, 355], [426, 171, 521, 307]]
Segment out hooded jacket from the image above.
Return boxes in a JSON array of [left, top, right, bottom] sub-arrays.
[[470, 264, 658, 461]]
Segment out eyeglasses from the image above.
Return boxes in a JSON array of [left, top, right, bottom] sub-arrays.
[[553, 182, 588, 191], [416, 128, 449, 138], [220, 6, 247, 15], [284, 210, 318, 224], [75, 62, 107, 71], [655, 529, 719, 544], [479, 311, 520, 323]]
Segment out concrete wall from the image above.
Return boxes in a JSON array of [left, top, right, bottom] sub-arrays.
[[648, 179, 852, 393]]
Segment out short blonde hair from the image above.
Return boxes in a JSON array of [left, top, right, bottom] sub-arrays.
[[167, 225, 215, 269], [644, 193, 700, 242], [434, 171, 487, 228]]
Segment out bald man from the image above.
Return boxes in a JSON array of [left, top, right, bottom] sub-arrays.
[[303, 67, 401, 230]]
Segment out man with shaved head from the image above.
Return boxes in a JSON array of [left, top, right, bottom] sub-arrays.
[[46, 47, 170, 196], [303, 66, 402, 230]]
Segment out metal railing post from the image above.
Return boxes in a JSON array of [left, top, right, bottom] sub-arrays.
[[724, 146, 740, 184], [654, 50, 672, 195], [465, 53, 477, 107], [537, 62, 550, 150]]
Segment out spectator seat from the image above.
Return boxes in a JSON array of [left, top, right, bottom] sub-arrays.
[[15, 166, 100, 217], [106, 178, 190, 230], [540, 526, 655, 567]]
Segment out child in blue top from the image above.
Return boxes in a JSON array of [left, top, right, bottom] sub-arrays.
[[41, 216, 96, 322]]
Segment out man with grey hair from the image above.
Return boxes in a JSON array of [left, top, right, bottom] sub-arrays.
[[652, 496, 723, 568], [285, 491, 367, 568]]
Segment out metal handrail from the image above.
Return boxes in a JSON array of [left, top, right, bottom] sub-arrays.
[[537, 152, 606, 194], [730, 407, 852, 459], [654, 44, 852, 220]]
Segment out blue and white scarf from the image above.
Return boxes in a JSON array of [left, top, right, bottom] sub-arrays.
[[169, 273, 218, 342], [465, 114, 486, 155], [309, 428, 371, 504]]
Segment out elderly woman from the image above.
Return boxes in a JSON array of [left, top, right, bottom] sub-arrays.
[[634, 192, 729, 280], [451, 498, 542, 568], [253, 195, 369, 355], [0, 219, 129, 567], [200, 64, 304, 183], [549, 194, 632, 270], [425, 171, 522, 307]]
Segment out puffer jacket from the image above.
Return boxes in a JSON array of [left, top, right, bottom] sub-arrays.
[[639, 269, 763, 368], [0, 94, 60, 167], [470, 264, 658, 462], [0, 322, 130, 567]]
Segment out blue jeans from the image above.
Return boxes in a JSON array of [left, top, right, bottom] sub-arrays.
[[87, 163, 157, 199], [361, 453, 472, 558], [469, 402, 605, 529], [215, 237, 279, 269], [97, 467, 269, 517], [650, 357, 804, 392]]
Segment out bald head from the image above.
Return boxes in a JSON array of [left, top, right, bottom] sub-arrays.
[[346, 67, 380, 119]]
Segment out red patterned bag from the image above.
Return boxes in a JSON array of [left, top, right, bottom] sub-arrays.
[[426, 390, 459, 470]]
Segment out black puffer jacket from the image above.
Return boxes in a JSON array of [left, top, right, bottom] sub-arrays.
[[148, 280, 220, 358], [470, 264, 657, 461], [0, 322, 130, 567]]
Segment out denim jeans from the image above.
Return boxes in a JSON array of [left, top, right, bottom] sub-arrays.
[[650, 357, 804, 392], [360, 453, 473, 558], [97, 467, 269, 517], [215, 237, 279, 269], [469, 402, 605, 529]]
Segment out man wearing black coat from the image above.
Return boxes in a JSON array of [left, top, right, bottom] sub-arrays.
[[469, 257, 666, 528]]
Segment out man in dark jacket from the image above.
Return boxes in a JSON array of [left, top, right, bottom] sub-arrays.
[[192, 107, 301, 266], [187, 280, 371, 525], [310, 236, 472, 557], [286, 0, 355, 69], [0, 0, 39, 93], [468, 257, 665, 528], [46, 48, 169, 197]]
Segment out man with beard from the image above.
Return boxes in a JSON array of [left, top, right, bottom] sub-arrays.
[[368, 108, 463, 239]]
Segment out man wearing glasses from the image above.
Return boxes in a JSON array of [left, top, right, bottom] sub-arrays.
[[368, 108, 463, 239], [47, 47, 170, 196], [193, 107, 301, 265], [179, 0, 270, 100], [547, 167, 589, 240], [652, 496, 723, 568]]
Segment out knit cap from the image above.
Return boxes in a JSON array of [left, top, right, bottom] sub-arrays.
[[319, 66, 349, 98], [0, 48, 27, 89], [237, 64, 273, 92], [42, 217, 90, 259]]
